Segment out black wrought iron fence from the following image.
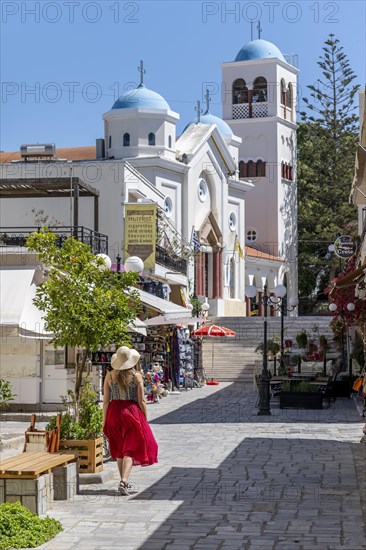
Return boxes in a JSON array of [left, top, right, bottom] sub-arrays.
[[0, 227, 108, 255]]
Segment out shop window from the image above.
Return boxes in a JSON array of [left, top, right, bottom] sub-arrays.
[[252, 76, 267, 103], [232, 78, 248, 104], [123, 133, 130, 147], [148, 132, 155, 146]]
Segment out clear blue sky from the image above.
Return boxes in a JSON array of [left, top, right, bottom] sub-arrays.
[[1, 0, 365, 150]]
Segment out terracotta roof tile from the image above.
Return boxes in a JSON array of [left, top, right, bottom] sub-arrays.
[[0, 146, 96, 164], [246, 245, 283, 262]]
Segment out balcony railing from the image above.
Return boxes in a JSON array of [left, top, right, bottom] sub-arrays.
[[155, 244, 187, 274], [0, 226, 108, 255]]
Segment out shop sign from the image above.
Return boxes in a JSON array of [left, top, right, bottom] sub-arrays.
[[124, 203, 157, 269], [333, 235, 355, 259]]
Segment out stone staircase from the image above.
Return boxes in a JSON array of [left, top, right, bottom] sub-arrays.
[[201, 316, 337, 382]]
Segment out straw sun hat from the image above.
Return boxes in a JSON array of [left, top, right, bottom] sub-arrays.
[[111, 346, 141, 371]]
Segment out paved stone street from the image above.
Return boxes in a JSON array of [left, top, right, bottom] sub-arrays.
[[2, 383, 366, 550]]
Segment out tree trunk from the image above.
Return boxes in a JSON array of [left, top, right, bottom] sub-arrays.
[[74, 349, 88, 420]]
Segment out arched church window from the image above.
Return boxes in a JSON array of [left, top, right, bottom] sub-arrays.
[[286, 83, 293, 108], [232, 79, 248, 104], [108, 136, 112, 148], [280, 79, 286, 105], [123, 133, 130, 147], [253, 77, 267, 103], [256, 160, 265, 177], [239, 161, 247, 178], [148, 132, 155, 146], [168, 135, 172, 149], [247, 160, 256, 177]]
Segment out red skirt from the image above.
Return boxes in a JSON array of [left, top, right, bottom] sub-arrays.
[[103, 400, 158, 466]]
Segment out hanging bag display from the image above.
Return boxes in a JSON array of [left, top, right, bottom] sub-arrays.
[[353, 377, 363, 392]]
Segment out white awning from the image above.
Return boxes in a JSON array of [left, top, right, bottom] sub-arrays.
[[0, 268, 52, 339], [127, 317, 147, 336], [135, 288, 191, 319]]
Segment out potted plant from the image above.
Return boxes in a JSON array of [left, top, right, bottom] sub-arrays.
[[295, 330, 308, 349], [46, 380, 104, 473], [255, 339, 280, 357], [284, 339, 293, 350], [319, 335, 329, 352], [279, 380, 323, 409]]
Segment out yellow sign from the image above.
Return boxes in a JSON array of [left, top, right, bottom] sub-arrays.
[[124, 203, 157, 270]]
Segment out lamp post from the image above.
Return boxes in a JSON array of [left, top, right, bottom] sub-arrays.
[[279, 294, 299, 374], [245, 283, 298, 415]]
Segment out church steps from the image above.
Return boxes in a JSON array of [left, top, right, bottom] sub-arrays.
[[200, 316, 337, 382]]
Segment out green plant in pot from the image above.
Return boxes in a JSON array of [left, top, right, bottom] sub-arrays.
[[46, 379, 103, 440], [319, 335, 329, 352], [255, 339, 280, 356], [296, 331, 308, 349]]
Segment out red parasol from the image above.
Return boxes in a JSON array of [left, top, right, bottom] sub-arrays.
[[192, 324, 236, 337], [192, 324, 236, 384]]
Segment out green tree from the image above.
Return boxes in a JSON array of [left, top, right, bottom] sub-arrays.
[[298, 34, 359, 309], [27, 230, 141, 405]]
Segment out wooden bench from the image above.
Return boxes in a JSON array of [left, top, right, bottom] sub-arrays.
[[1, 429, 79, 515]]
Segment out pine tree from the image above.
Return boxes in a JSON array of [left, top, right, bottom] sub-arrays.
[[297, 34, 359, 311]]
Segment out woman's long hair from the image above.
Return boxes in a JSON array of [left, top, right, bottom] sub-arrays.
[[111, 367, 135, 394]]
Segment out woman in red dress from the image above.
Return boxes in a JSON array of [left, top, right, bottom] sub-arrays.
[[103, 346, 158, 495]]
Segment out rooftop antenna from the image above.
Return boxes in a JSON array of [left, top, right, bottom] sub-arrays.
[[138, 60, 145, 86], [257, 20, 262, 39], [204, 88, 211, 113], [195, 100, 203, 123]]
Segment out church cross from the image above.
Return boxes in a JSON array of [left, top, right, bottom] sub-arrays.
[[204, 88, 211, 113], [138, 60, 146, 86], [257, 21, 262, 39], [195, 100, 203, 123]]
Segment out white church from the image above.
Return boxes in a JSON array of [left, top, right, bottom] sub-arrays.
[[0, 37, 298, 404]]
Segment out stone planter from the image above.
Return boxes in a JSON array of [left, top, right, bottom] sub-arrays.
[[58, 437, 103, 473], [279, 391, 323, 410]]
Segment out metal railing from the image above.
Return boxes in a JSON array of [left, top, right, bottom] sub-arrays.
[[0, 226, 108, 255], [155, 244, 187, 274]]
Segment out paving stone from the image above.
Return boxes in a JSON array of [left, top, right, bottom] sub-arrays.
[[1, 383, 365, 548]]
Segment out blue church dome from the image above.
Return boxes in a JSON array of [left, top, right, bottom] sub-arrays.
[[184, 111, 233, 136], [200, 112, 233, 136], [112, 84, 170, 110], [235, 39, 285, 62]]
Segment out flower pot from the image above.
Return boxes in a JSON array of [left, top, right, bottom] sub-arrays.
[[279, 392, 323, 410], [58, 437, 104, 473]]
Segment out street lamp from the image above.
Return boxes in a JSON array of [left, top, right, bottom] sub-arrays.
[[245, 283, 298, 415], [124, 256, 144, 273]]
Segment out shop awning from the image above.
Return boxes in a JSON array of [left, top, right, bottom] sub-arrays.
[[127, 318, 147, 336], [0, 268, 52, 338], [144, 315, 201, 326], [329, 262, 366, 297], [135, 288, 191, 320]]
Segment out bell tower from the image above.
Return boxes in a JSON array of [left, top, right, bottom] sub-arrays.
[[222, 38, 299, 302]]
